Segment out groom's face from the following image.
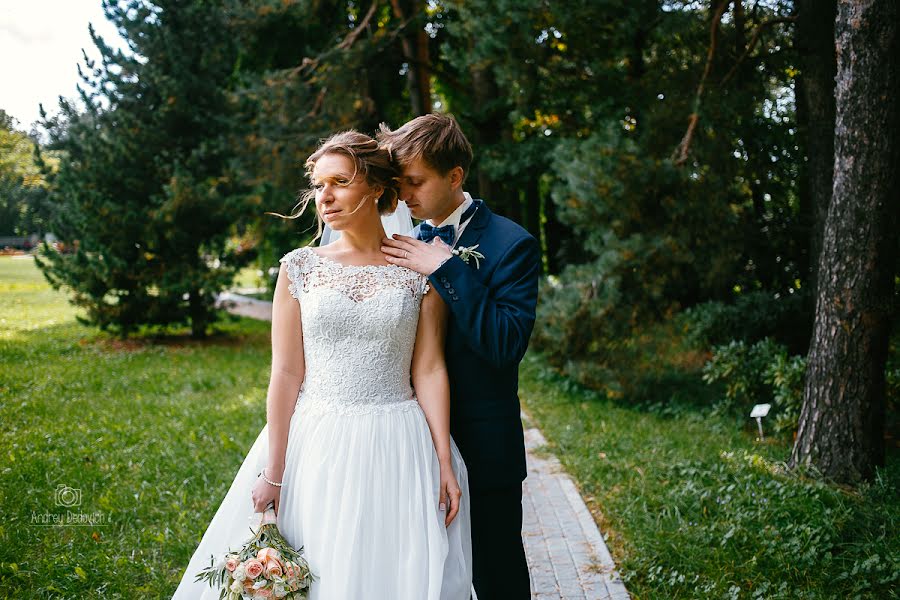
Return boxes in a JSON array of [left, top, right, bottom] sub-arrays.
[[398, 157, 456, 222]]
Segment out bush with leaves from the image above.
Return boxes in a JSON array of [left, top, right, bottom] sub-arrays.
[[683, 290, 811, 354], [532, 262, 628, 375], [702, 338, 806, 434], [533, 123, 746, 375], [764, 351, 807, 435]]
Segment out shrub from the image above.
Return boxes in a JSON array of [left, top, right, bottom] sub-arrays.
[[763, 351, 807, 434], [702, 338, 805, 434], [683, 290, 811, 354], [532, 262, 631, 370]]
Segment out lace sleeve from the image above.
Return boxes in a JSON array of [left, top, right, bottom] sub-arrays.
[[420, 276, 431, 296], [279, 248, 304, 300]]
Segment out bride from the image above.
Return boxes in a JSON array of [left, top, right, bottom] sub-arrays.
[[171, 131, 472, 599]]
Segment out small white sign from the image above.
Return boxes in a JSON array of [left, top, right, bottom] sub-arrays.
[[750, 403, 771, 418]]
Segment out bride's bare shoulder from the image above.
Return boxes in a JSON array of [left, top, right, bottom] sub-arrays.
[[307, 245, 335, 259]]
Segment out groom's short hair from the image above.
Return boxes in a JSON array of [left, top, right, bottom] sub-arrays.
[[377, 113, 473, 183]]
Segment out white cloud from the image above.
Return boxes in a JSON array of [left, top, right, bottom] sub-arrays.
[[0, 1, 127, 132]]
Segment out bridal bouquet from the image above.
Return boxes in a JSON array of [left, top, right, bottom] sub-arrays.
[[195, 505, 314, 599]]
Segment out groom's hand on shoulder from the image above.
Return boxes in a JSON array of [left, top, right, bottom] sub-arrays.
[[382, 234, 452, 276]]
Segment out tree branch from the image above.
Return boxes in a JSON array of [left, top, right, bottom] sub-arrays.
[[307, 86, 328, 118], [673, 0, 730, 166], [721, 15, 798, 84], [274, 1, 411, 83], [339, 1, 381, 50]]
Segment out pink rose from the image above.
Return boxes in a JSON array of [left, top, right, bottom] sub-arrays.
[[257, 547, 281, 562], [244, 558, 265, 579], [255, 589, 273, 598], [265, 559, 284, 578], [225, 556, 240, 572]]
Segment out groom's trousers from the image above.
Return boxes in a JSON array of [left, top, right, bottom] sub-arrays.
[[469, 483, 531, 599]]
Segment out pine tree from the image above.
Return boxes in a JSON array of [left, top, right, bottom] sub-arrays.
[[35, 0, 255, 338], [789, 0, 899, 483]]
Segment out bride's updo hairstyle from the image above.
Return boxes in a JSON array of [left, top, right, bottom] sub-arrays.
[[267, 131, 401, 240]]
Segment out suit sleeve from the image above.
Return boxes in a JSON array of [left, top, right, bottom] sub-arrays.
[[428, 234, 540, 368]]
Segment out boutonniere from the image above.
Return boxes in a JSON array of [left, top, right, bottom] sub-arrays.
[[452, 244, 485, 268]]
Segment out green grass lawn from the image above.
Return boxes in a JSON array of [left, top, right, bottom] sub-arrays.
[[519, 356, 899, 599], [0, 256, 272, 597], [1, 255, 897, 598]]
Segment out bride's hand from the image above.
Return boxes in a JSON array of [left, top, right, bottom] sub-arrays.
[[251, 467, 282, 515], [439, 462, 462, 527]]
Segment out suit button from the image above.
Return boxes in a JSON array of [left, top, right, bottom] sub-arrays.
[[443, 282, 451, 289], [440, 276, 448, 283], [451, 295, 459, 301], [448, 288, 455, 294]]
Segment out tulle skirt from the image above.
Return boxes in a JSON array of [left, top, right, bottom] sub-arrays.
[[171, 397, 472, 600]]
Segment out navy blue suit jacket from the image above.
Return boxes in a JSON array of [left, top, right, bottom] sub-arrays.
[[413, 199, 541, 489]]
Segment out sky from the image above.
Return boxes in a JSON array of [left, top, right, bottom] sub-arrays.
[[1, 1, 127, 133]]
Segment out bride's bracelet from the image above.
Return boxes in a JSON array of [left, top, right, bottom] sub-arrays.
[[260, 468, 283, 488]]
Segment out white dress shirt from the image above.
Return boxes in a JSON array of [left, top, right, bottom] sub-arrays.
[[427, 192, 476, 245]]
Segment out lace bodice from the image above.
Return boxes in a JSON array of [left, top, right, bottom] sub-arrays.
[[279, 247, 430, 415]]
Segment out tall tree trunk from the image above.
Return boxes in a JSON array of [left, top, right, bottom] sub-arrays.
[[673, 0, 729, 164], [789, 0, 899, 484], [625, 3, 655, 140], [541, 183, 569, 274], [469, 64, 517, 218], [795, 0, 837, 320], [734, 0, 746, 51], [390, 0, 430, 116], [522, 174, 541, 243], [189, 288, 209, 339]]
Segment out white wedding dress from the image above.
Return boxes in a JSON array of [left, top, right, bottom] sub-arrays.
[[172, 246, 472, 600]]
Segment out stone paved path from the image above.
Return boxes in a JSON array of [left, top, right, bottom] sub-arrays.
[[215, 291, 629, 599], [522, 422, 629, 599]]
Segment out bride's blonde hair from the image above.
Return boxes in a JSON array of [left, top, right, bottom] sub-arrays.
[[266, 131, 400, 241]]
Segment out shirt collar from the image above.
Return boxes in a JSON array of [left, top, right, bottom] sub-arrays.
[[429, 192, 474, 229]]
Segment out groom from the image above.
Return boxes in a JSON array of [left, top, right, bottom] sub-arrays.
[[379, 113, 540, 599]]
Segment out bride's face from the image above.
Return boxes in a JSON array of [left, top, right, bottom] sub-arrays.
[[311, 153, 382, 231]]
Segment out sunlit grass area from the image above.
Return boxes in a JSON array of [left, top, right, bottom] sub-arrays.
[[1, 255, 896, 598], [0, 256, 272, 597]]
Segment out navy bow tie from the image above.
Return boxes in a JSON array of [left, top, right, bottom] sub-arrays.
[[418, 222, 455, 245], [417, 201, 479, 245]]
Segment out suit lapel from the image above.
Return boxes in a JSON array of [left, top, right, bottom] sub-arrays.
[[455, 199, 490, 251]]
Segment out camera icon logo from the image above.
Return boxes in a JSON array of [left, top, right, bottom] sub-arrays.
[[55, 484, 82, 508]]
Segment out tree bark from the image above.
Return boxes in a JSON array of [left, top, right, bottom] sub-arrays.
[[390, 0, 431, 116], [469, 64, 518, 219], [541, 180, 571, 274], [523, 174, 541, 243], [795, 0, 837, 313], [625, 3, 656, 140], [789, 0, 899, 484], [189, 288, 209, 339], [673, 0, 729, 165]]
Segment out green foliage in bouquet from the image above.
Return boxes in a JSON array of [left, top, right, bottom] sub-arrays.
[[196, 509, 314, 600]]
